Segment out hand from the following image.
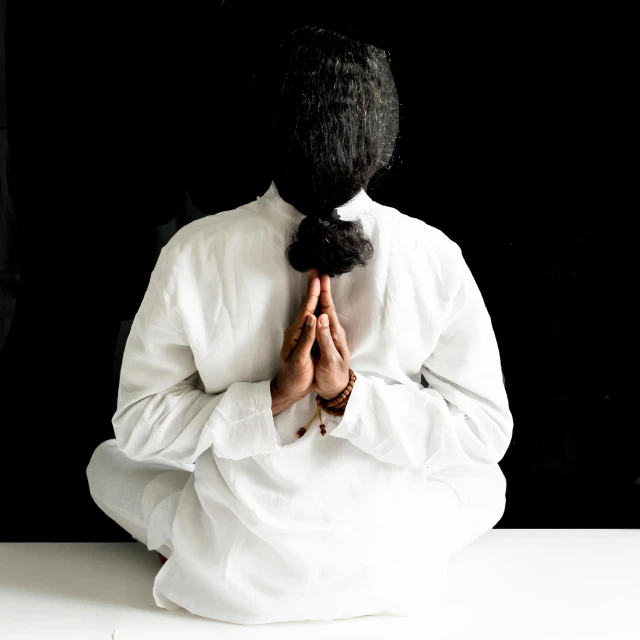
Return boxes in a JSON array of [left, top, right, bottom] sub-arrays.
[[312, 272, 352, 400], [272, 268, 320, 403]]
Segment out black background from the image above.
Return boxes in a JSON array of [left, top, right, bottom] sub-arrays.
[[0, 2, 635, 542]]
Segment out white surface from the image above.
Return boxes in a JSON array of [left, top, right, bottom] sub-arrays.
[[1, 530, 639, 640]]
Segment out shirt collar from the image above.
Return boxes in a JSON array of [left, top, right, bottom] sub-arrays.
[[259, 180, 373, 223]]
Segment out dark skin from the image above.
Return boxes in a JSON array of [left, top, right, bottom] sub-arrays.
[[274, 266, 351, 403], [309, 267, 352, 400]]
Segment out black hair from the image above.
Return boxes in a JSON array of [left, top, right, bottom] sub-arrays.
[[257, 25, 399, 277]]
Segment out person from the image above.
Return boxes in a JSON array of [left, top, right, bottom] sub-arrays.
[[86, 25, 513, 625]]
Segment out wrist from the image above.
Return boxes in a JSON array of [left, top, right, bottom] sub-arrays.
[[321, 372, 352, 402], [317, 370, 356, 416], [270, 377, 299, 416]]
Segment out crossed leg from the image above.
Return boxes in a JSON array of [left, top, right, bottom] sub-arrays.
[[87, 439, 507, 567]]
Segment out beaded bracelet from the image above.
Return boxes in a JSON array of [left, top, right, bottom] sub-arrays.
[[296, 369, 356, 438], [325, 369, 357, 408]]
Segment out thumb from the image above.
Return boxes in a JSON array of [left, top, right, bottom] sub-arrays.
[[316, 314, 339, 359], [293, 314, 316, 357]]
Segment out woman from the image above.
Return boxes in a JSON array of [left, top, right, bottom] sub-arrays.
[[87, 26, 512, 625]]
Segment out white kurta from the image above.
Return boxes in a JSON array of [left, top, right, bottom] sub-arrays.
[[110, 182, 513, 624]]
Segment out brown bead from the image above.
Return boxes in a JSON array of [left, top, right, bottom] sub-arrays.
[[329, 394, 345, 407], [297, 427, 307, 438]]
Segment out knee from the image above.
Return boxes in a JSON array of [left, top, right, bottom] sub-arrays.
[[86, 438, 119, 497], [484, 464, 507, 526], [449, 463, 507, 525], [462, 464, 508, 546]]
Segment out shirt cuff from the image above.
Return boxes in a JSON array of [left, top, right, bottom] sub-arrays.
[[327, 370, 368, 441], [207, 379, 282, 460]]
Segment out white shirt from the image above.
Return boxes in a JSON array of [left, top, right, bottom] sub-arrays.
[[112, 181, 513, 624]]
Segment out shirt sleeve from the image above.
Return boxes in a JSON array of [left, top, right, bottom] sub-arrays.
[[328, 242, 513, 471], [112, 243, 282, 465]]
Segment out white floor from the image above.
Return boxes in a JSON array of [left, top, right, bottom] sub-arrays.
[[1, 530, 638, 640]]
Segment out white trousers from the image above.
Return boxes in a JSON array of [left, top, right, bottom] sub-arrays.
[[86, 439, 508, 563]]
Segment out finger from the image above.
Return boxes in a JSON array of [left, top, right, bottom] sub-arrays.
[[315, 314, 342, 363], [308, 267, 319, 309], [318, 274, 348, 358], [291, 314, 317, 359], [296, 272, 320, 324], [307, 269, 320, 309], [286, 273, 320, 347], [285, 277, 319, 356]]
